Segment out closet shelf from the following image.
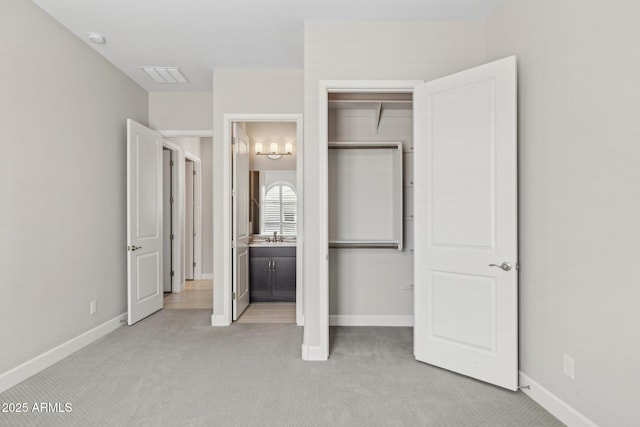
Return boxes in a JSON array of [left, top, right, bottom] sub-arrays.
[[328, 93, 412, 134]]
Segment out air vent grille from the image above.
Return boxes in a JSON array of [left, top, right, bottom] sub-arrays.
[[142, 67, 188, 84]]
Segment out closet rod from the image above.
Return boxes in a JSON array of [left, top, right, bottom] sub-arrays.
[[329, 243, 400, 249], [328, 145, 399, 150]]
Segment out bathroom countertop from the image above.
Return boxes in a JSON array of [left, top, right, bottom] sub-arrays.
[[249, 241, 297, 248]]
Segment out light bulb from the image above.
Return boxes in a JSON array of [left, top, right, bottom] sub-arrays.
[[285, 143, 293, 154], [255, 142, 263, 154], [270, 142, 278, 154]]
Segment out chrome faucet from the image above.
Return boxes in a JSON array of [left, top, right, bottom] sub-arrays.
[[273, 231, 278, 242]]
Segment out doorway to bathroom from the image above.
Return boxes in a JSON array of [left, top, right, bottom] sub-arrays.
[[225, 115, 303, 325]]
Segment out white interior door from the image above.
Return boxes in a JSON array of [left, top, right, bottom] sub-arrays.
[[413, 56, 518, 390], [162, 149, 172, 292], [232, 123, 250, 320], [127, 119, 164, 325], [185, 160, 194, 280]]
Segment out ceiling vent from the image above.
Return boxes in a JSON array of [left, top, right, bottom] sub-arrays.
[[142, 67, 188, 84]]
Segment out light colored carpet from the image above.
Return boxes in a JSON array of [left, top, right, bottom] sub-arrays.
[[0, 310, 563, 427]]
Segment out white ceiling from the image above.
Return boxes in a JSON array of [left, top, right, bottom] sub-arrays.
[[32, 0, 504, 92]]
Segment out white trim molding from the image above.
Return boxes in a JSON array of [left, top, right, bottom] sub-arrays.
[[519, 372, 598, 427], [220, 114, 304, 328], [211, 314, 231, 327], [317, 80, 424, 359], [329, 315, 414, 327], [159, 130, 213, 138], [0, 313, 127, 393], [301, 344, 327, 361]]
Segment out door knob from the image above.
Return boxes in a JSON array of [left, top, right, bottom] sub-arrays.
[[128, 245, 142, 251], [489, 262, 512, 271]]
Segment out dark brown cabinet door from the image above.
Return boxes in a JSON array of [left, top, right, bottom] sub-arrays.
[[249, 256, 272, 301], [249, 247, 296, 302], [272, 257, 296, 301]]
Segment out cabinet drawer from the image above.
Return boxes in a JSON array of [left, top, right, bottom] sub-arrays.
[[250, 247, 296, 257]]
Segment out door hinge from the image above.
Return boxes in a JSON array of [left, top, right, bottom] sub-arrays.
[[170, 233, 174, 240], [170, 160, 174, 167], [170, 271, 174, 277], [193, 231, 196, 237], [232, 189, 237, 198], [193, 262, 196, 267], [232, 292, 236, 300], [170, 196, 174, 204], [193, 170, 196, 176]]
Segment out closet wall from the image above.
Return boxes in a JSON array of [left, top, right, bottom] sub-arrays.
[[303, 21, 487, 346], [328, 102, 414, 322]]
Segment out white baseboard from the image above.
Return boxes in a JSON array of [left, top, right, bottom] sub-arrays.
[[519, 372, 597, 427], [201, 273, 213, 280], [211, 314, 230, 326], [329, 315, 414, 327], [0, 312, 127, 393], [301, 344, 327, 361]]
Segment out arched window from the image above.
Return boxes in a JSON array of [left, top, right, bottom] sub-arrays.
[[263, 184, 297, 235]]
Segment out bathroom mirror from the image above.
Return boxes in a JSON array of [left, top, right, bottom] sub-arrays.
[[259, 170, 297, 236]]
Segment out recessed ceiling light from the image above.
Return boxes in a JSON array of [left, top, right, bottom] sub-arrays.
[[141, 67, 188, 84], [88, 32, 105, 44]]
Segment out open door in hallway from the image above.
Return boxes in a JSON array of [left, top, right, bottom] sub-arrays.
[[413, 56, 518, 390], [127, 119, 164, 325], [232, 123, 250, 320]]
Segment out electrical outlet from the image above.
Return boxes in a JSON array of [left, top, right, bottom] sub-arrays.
[[90, 300, 97, 315], [563, 354, 575, 379], [402, 283, 414, 291]]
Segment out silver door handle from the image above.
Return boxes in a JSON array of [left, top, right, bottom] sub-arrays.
[[268, 259, 272, 271], [489, 262, 512, 271]]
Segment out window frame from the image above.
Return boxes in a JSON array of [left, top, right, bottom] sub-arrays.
[[261, 182, 297, 236]]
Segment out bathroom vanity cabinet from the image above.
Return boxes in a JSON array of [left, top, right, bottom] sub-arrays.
[[249, 246, 296, 302]]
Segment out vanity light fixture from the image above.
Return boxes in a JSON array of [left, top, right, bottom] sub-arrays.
[[255, 141, 293, 160]]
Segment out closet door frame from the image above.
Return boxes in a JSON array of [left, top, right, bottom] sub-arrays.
[[315, 80, 422, 360]]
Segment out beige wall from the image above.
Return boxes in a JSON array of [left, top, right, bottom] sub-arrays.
[[212, 69, 304, 316], [166, 137, 201, 159], [0, 0, 147, 376], [486, 1, 640, 425], [200, 137, 213, 274], [303, 22, 487, 353], [149, 92, 212, 130], [150, 92, 214, 276]]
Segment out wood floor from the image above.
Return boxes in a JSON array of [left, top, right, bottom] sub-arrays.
[[164, 280, 295, 323], [164, 280, 213, 309], [237, 303, 296, 324]]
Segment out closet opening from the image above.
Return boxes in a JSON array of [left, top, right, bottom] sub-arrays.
[[327, 91, 415, 335]]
